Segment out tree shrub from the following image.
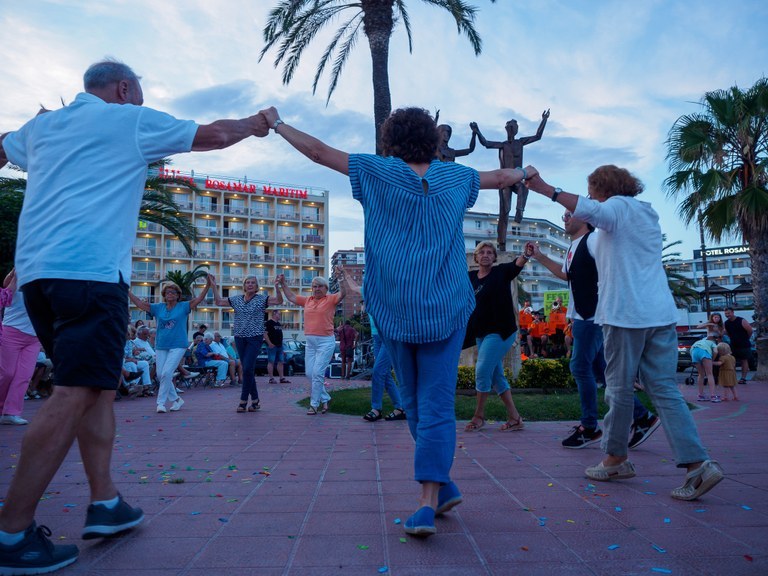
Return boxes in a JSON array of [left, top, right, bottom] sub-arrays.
[[457, 358, 575, 391]]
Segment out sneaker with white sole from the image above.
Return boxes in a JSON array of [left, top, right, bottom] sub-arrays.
[[156, 405, 167, 413], [170, 398, 184, 412], [585, 460, 636, 481], [0, 522, 79, 574], [628, 413, 661, 449], [0, 415, 29, 425], [82, 494, 144, 539], [562, 425, 602, 449]]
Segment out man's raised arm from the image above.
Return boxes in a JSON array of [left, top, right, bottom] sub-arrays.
[[192, 114, 270, 151]]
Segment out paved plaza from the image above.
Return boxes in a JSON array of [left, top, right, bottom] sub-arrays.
[[1, 375, 766, 575]]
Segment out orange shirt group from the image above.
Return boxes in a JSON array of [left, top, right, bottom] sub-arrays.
[[548, 306, 568, 333]]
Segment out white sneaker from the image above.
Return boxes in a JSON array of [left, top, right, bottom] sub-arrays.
[[0, 414, 29, 425], [156, 405, 167, 413], [175, 387, 185, 394], [188, 371, 200, 378], [170, 398, 184, 412]]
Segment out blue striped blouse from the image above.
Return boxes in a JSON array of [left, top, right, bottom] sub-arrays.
[[349, 154, 480, 343]]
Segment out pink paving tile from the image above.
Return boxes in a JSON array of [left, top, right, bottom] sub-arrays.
[[191, 536, 295, 568], [302, 511, 382, 535]]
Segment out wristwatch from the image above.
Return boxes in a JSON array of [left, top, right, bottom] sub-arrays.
[[551, 187, 563, 202], [272, 119, 285, 131]]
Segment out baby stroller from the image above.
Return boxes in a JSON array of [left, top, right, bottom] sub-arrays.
[[684, 364, 697, 386]]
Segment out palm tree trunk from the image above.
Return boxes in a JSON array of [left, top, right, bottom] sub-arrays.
[[362, 1, 394, 155], [748, 230, 768, 380]]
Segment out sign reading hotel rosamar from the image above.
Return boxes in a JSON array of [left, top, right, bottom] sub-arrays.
[[156, 166, 309, 199], [693, 244, 749, 259]]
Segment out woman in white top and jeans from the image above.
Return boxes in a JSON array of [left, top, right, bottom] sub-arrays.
[[526, 164, 724, 501]]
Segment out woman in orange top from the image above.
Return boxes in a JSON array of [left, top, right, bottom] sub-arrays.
[[280, 272, 347, 414]]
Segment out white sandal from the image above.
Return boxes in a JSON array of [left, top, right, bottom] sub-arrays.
[[585, 460, 636, 481], [671, 460, 724, 500]]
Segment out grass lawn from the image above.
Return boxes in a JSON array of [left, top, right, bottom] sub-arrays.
[[299, 386, 660, 422]]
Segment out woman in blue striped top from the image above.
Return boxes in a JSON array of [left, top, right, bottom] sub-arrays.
[[260, 105, 536, 538]]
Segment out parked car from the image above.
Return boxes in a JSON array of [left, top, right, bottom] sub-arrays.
[[254, 339, 306, 376]]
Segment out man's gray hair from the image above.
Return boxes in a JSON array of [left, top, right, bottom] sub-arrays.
[[137, 325, 150, 335], [203, 332, 214, 340], [84, 59, 140, 90]]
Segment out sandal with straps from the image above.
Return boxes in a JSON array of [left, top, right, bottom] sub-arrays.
[[384, 409, 407, 421], [464, 417, 485, 432], [248, 399, 260, 412], [237, 402, 247, 413], [363, 410, 382, 422], [306, 405, 318, 415], [500, 416, 525, 432]]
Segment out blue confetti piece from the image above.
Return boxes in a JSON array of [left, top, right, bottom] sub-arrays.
[[378, 568, 389, 574], [607, 544, 620, 550], [652, 544, 666, 553], [651, 569, 672, 574], [695, 509, 706, 513], [664, 518, 670, 523], [190, 511, 201, 515], [63, 504, 77, 508], [615, 507, 622, 512], [218, 517, 228, 523], [644, 491, 656, 495], [393, 518, 401, 524], [741, 505, 752, 510]]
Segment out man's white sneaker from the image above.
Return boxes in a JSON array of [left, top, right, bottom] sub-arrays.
[[156, 405, 167, 413], [170, 398, 184, 412], [0, 414, 29, 425], [188, 371, 200, 378], [175, 387, 185, 394]]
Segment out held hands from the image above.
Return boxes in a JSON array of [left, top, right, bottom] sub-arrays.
[[542, 109, 550, 119], [469, 122, 479, 133], [524, 242, 535, 258], [250, 113, 270, 138], [530, 243, 543, 258], [259, 107, 280, 130], [522, 165, 538, 181], [274, 273, 285, 287], [524, 171, 550, 194]]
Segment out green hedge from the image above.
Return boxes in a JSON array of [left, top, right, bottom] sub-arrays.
[[457, 358, 575, 391]]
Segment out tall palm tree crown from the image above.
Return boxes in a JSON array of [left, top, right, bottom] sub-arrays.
[[260, 0, 495, 153], [664, 77, 768, 378]]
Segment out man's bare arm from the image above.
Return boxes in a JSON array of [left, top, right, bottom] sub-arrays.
[[0, 133, 8, 169], [192, 115, 270, 151]]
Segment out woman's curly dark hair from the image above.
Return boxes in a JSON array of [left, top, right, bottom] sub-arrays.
[[587, 165, 644, 198], [380, 107, 439, 163]]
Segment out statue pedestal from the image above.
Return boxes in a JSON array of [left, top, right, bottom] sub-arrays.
[[462, 252, 522, 378]]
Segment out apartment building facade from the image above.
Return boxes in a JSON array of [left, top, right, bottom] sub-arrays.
[[130, 167, 329, 341]]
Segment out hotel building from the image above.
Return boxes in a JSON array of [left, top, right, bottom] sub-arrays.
[[130, 167, 329, 340]]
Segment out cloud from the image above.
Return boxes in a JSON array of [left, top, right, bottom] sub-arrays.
[[168, 81, 261, 119]]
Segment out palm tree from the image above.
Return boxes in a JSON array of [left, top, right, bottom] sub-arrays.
[[260, 0, 495, 153], [165, 264, 210, 301], [664, 77, 768, 378], [142, 160, 198, 254], [661, 235, 699, 307]]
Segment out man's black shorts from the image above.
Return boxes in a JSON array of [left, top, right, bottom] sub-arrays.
[[22, 278, 128, 390], [732, 347, 753, 362]]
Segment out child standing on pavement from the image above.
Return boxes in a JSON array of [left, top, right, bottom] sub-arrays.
[[691, 337, 719, 402], [714, 342, 738, 401]]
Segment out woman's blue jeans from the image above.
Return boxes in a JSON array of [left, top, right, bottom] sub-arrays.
[[381, 328, 464, 485], [235, 335, 263, 402], [370, 334, 402, 411], [474, 331, 517, 394]]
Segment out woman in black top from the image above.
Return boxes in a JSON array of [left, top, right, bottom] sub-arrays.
[[465, 241, 533, 432]]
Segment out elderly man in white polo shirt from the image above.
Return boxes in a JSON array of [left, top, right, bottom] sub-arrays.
[[0, 59, 271, 574]]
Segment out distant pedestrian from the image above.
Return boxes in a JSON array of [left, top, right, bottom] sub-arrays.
[[338, 320, 358, 379], [690, 337, 719, 402], [723, 307, 753, 385], [265, 310, 291, 384]]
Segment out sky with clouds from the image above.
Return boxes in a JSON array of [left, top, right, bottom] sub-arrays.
[[2, 0, 767, 260]]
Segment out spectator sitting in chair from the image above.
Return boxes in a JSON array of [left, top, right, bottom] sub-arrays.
[[195, 333, 229, 387], [27, 350, 53, 399], [212, 332, 240, 386], [123, 325, 151, 394], [132, 325, 157, 378], [223, 337, 245, 384], [265, 310, 290, 384], [528, 312, 550, 357]]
